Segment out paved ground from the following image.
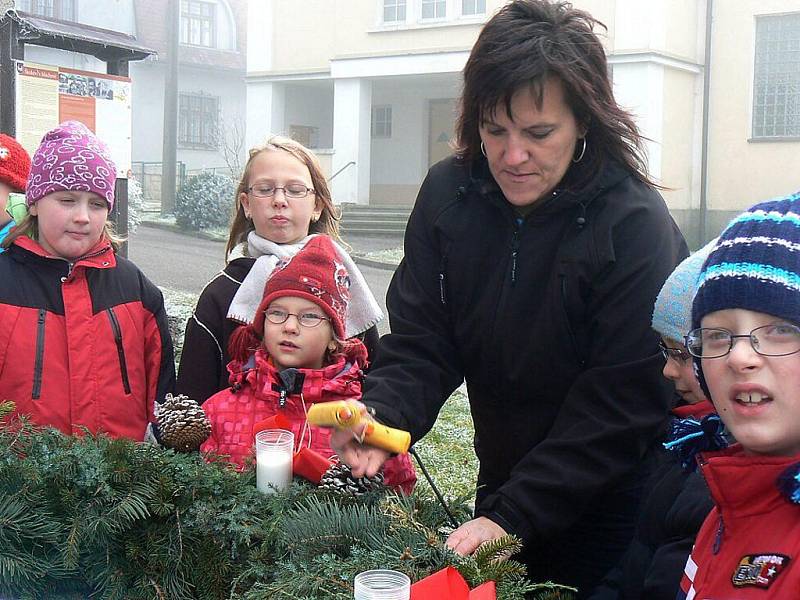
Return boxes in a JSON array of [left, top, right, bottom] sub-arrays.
[[128, 224, 402, 335]]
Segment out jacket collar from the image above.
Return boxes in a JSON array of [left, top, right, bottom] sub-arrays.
[[672, 399, 716, 420], [700, 444, 800, 516], [465, 154, 631, 221], [234, 339, 367, 404], [13, 235, 116, 270]]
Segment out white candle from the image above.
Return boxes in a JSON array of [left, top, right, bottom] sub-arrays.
[[255, 429, 294, 494], [256, 450, 293, 494]]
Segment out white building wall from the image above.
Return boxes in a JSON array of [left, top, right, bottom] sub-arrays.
[[332, 78, 371, 205], [76, 0, 135, 34], [284, 85, 334, 148], [128, 61, 246, 172]]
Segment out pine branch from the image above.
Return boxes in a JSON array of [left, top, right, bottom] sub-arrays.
[[0, 423, 563, 599]]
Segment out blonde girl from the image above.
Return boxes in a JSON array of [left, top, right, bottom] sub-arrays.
[[177, 135, 382, 403]]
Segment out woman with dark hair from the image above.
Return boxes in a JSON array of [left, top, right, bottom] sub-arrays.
[[333, 1, 687, 596]]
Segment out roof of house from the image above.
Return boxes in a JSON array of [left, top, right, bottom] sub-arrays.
[[3, 9, 156, 62]]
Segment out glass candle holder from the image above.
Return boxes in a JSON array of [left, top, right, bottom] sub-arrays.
[[353, 569, 411, 600], [255, 429, 294, 494]]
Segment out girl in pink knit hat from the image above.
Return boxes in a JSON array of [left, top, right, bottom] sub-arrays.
[[0, 121, 175, 441]]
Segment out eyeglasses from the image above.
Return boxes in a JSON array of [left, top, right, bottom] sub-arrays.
[[685, 323, 800, 359], [265, 309, 330, 328], [247, 183, 315, 199], [658, 341, 691, 363]]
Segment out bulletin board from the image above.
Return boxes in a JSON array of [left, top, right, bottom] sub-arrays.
[[14, 61, 132, 178]]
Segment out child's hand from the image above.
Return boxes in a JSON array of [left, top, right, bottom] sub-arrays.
[[330, 421, 391, 478]]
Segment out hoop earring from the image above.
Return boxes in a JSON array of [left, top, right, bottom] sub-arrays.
[[572, 137, 587, 163], [480, 141, 487, 157]]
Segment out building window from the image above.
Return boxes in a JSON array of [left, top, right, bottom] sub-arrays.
[[752, 13, 800, 139], [383, 0, 406, 23], [461, 0, 485, 16], [180, 0, 216, 48], [289, 125, 320, 149], [179, 93, 219, 149], [16, 0, 75, 20], [421, 0, 446, 20], [371, 105, 392, 139]]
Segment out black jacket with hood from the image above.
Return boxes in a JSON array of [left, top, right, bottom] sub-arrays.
[[364, 155, 688, 548]]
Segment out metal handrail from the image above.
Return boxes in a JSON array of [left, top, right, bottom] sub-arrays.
[[329, 160, 355, 181]]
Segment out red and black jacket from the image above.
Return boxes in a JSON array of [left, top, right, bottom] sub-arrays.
[[0, 236, 175, 440]]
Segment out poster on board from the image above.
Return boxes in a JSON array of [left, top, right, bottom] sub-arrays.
[[15, 61, 132, 178]]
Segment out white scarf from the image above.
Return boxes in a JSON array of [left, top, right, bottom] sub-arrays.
[[227, 232, 384, 337]]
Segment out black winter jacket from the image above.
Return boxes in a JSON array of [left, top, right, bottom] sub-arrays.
[[364, 155, 688, 545], [589, 401, 716, 599]]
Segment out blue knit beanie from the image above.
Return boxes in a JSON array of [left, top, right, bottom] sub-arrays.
[[692, 192, 800, 397], [693, 191, 800, 330], [652, 240, 716, 343]]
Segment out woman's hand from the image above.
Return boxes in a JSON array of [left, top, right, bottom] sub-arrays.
[[328, 401, 391, 478], [446, 517, 508, 556]]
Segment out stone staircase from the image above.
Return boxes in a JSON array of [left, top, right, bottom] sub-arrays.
[[338, 204, 412, 236]]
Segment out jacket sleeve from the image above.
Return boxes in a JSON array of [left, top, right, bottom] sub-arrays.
[[362, 167, 465, 440], [475, 189, 688, 542], [176, 276, 229, 404], [141, 275, 176, 420]]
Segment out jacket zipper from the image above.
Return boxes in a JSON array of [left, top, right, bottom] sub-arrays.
[[438, 251, 449, 305], [560, 274, 586, 368], [32, 309, 46, 399], [510, 219, 521, 285], [712, 513, 724, 554], [106, 308, 132, 394]]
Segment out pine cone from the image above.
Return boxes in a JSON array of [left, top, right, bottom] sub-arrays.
[[319, 462, 385, 496], [154, 394, 211, 452]]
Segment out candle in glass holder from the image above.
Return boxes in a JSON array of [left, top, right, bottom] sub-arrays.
[[354, 569, 410, 600], [255, 429, 294, 494]]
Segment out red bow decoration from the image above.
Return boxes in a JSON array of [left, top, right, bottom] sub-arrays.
[[410, 567, 496, 600], [252, 415, 334, 484]]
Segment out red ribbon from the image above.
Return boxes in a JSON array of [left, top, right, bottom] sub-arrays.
[[410, 567, 496, 599]]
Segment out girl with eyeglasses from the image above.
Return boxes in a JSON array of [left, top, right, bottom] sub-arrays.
[[177, 135, 383, 404], [678, 192, 800, 598], [200, 236, 415, 491]]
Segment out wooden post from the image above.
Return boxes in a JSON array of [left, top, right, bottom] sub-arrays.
[[108, 59, 130, 257], [160, 0, 179, 216], [0, 17, 24, 135]]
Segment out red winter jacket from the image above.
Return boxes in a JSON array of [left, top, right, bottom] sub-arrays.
[[201, 342, 417, 492], [678, 445, 800, 599], [0, 237, 175, 440]]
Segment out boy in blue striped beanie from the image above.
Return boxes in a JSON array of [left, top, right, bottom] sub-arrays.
[[678, 191, 800, 598]]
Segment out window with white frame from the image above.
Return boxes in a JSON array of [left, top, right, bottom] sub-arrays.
[[461, 0, 485, 16], [752, 13, 800, 139], [179, 93, 219, 149], [180, 0, 216, 48], [16, 0, 75, 20], [383, 0, 406, 23], [372, 106, 393, 139], [421, 0, 446, 20]]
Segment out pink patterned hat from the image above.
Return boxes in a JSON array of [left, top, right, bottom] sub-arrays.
[[26, 121, 117, 209]]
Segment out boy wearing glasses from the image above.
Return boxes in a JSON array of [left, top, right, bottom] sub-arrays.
[[199, 236, 415, 490], [679, 192, 800, 598]]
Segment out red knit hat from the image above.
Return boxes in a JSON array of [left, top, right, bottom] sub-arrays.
[[254, 236, 351, 339], [0, 134, 32, 192]]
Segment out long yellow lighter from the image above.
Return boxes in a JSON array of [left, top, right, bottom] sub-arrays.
[[306, 400, 411, 455]]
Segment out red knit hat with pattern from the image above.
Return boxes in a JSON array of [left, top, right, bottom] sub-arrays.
[[0, 134, 32, 192], [254, 236, 351, 339]]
